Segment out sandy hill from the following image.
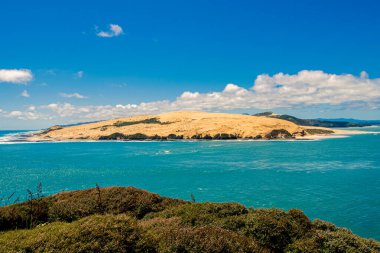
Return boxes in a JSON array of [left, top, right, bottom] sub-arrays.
[[29, 111, 335, 141]]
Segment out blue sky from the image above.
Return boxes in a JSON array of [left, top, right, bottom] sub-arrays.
[[1, 0, 380, 129]]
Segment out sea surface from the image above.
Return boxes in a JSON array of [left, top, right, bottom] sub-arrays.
[[0, 128, 379, 240]]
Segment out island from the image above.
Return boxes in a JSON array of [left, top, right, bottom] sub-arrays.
[[28, 111, 337, 142]]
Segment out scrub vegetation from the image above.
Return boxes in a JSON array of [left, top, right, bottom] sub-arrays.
[[113, 118, 172, 127], [0, 186, 379, 253]]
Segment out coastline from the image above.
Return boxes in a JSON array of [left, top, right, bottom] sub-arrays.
[[0, 126, 380, 145], [1, 127, 379, 144]]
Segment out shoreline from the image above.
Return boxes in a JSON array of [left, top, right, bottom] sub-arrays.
[[0, 128, 379, 144]]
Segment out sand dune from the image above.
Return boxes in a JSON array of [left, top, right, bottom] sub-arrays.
[[29, 111, 336, 141]]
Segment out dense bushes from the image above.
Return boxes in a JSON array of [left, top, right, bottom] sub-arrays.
[[0, 186, 184, 230], [0, 186, 379, 252], [140, 217, 264, 253], [265, 129, 293, 139], [0, 214, 146, 253]]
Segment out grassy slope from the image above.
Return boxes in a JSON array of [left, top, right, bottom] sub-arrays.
[[0, 187, 379, 253]]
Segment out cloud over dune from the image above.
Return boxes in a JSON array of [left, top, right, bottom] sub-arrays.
[[3, 70, 380, 121]]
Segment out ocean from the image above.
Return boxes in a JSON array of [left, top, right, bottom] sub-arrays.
[[0, 128, 379, 240]]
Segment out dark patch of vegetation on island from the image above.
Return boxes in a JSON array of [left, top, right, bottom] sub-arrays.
[[213, 133, 239, 140], [167, 134, 184, 140], [99, 133, 184, 141], [113, 117, 172, 127], [99, 133, 151, 140], [99, 131, 301, 141], [265, 129, 294, 139], [305, 128, 335, 135], [253, 112, 371, 128], [190, 133, 240, 140], [0, 186, 378, 253], [243, 135, 264, 140]]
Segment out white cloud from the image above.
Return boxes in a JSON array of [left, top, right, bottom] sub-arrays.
[[21, 90, 30, 98], [60, 93, 87, 99], [76, 71, 84, 78], [96, 24, 123, 38], [0, 69, 33, 84], [8, 111, 23, 117], [1, 70, 380, 122]]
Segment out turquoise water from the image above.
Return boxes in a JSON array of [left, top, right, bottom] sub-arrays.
[[0, 129, 379, 240]]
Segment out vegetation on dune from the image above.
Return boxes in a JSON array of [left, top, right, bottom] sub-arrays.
[[1, 186, 378, 252], [113, 117, 172, 127], [99, 132, 151, 140], [99, 133, 185, 141], [265, 129, 293, 139], [305, 128, 335, 135]]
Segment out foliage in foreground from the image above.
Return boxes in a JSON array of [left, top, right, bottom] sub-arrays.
[[0, 187, 379, 253]]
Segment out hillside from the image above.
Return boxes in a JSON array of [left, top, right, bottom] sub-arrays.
[[29, 111, 335, 141], [253, 112, 371, 128], [0, 186, 378, 253]]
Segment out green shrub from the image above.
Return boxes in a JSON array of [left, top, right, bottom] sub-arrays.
[[0, 187, 379, 253], [312, 219, 337, 231], [0, 186, 185, 230], [287, 208, 312, 235], [140, 217, 266, 253], [242, 209, 300, 252], [148, 202, 248, 226], [286, 228, 380, 253], [0, 214, 148, 253], [0, 198, 49, 230]]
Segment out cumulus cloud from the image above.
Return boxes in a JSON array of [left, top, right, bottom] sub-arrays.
[[60, 93, 87, 99], [96, 24, 123, 37], [21, 90, 30, 98], [0, 69, 33, 84], [2, 70, 380, 122], [8, 111, 23, 117]]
